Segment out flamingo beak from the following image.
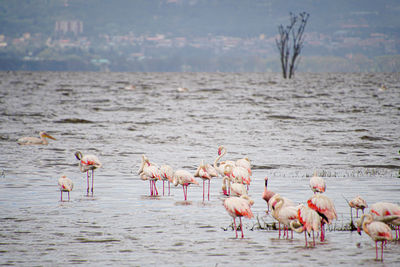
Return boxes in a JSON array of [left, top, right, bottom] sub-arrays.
[[357, 227, 362, 235], [44, 133, 56, 140]]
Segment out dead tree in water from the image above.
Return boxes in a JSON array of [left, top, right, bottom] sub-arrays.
[[276, 12, 309, 79]]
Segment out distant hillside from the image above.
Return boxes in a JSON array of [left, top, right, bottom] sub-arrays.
[[1, 0, 399, 38]]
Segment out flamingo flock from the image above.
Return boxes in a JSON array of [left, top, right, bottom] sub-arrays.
[[18, 133, 398, 262]]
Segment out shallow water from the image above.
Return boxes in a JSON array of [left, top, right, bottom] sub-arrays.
[[0, 71, 399, 266]]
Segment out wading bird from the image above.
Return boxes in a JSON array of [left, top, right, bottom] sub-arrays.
[[58, 175, 74, 201], [309, 171, 326, 194], [138, 155, 161, 196], [17, 131, 56, 145], [349, 195, 368, 219], [270, 194, 298, 239], [194, 160, 218, 201], [357, 214, 393, 261], [75, 151, 102, 195], [290, 204, 322, 247], [160, 164, 174, 196], [370, 202, 400, 240], [173, 169, 199, 201], [307, 194, 337, 242], [213, 145, 236, 177], [224, 195, 254, 238]]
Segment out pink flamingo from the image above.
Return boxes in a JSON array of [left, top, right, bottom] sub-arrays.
[[138, 155, 161, 196], [213, 145, 236, 177], [160, 164, 174, 196], [58, 175, 74, 201], [357, 214, 393, 261], [173, 170, 199, 201], [224, 164, 251, 188], [309, 171, 326, 194], [235, 157, 252, 176], [194, 160, 218, 201], [224, 195, 254, 238], [262, 177, 275, 212], [290, 204, 322, 247], [75, 151, 102, 195], [307, 194, 337, 242], [370, 202, 400, 240], [270, 194, 298, 239], [349, 195, 368, 219]]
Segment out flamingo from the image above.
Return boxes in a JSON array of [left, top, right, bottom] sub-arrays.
[[224, 164, 251, 187], [370, 202, 400, 240], [213, 145, 236, 177], [235, 157, 252, 176], [309, 171, 326, 194], [290, 204, 322, 247], [75, 151, 102, 195], [307, 194, 337, 242], [58, 175, 73, 201], [160, 164, 174, 196], [17, 131, 56, 145], [270, 194, 298, 239], [357, 214, 393, 261], [194, 160, 217, 201], [230, 182, 248, 197], [349, 195, 368, 220], [138, 155, 161, 196], [224, 195, 254, 238], [262, 177, 276, 213], [173, 170, 199, 201]]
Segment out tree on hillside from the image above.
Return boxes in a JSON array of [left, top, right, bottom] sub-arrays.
[[276, 12, 309, 79]]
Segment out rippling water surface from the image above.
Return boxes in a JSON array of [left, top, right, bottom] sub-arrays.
[[0, 72, 399, 266]]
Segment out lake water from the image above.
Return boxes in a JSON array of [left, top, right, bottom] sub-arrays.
[[0, 71, 399, 266]]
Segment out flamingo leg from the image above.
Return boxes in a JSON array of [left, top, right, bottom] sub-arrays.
[[356, 209, 359, 218], [60, 191, 63, 202], [153, 180, 158, 196], [233, 218, 237, 238], [312, 230, 315, 246], [320, 223, 325, 242], [86, 171, 90, 195], [203, 180, 205, 202], [240, 217, 244, 238], [350, 207, 353, 224], [163, 181, 165, 196], [149, 180, 153, 196], [168, 181, 170, 196], [381, 241, 384, 261], [278, 222, 281, 238], [375, 241, 378, 260], [185, 185, 188, 200], [182, 185, 187, 200], [304, 231, 308, 247], [91, 170, 94, 195], [208, 179, 210, 201]]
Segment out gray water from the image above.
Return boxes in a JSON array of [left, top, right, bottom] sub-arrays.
[[0, 71, 399, 266]]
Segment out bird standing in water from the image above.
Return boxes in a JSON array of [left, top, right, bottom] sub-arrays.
[[224, 195, 254, 238], [357, 214, 393, 261], [58, 175, 74, 201], [75, 151, 102, 196]]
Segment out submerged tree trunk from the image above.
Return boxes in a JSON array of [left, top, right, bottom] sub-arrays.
[[275, 12, 309, 79]]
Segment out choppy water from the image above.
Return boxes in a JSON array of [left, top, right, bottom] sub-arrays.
[[0, 71, 399, 266]]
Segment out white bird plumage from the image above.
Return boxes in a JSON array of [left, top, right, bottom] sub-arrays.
[[17, 131, 56, 145], [58, 175, 74, 201]]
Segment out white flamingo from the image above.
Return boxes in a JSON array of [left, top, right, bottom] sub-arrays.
[[349, 195, 368, 219], [270, 194, 299, 239], [309, 171, 326, 194], [160, 164, 174, 196], [138, 155, 161, 196], [17, 131, 56, 145], [290, 204, 322, 247], [224, 195, 254, 238], [307, 194, 337, 242], [357, 214, 393, 261], [213, 145, 236, 177], [58, 175, 73, 201], [370, 202, 400, 240], [75, 151, 102, 195], [173, 170, 199, 201], [194, 160, 217, 201]]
